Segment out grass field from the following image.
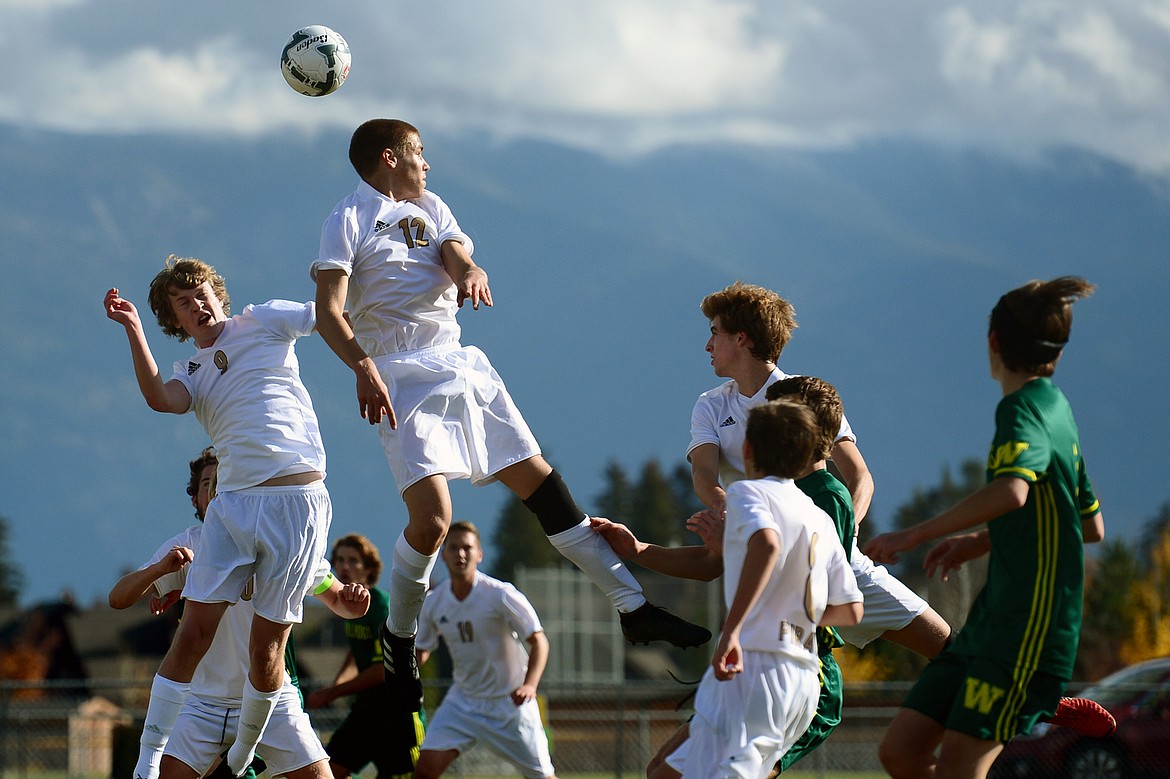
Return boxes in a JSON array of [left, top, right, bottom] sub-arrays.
[[4, 767, 889, 771]]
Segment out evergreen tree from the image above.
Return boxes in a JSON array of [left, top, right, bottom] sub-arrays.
[[631, 460, 686, 546], [1080, 538, 1142, 677], [887, 459, 985, 589], [0, 516, 20, 606], [486, 494, 561, 581], [595, 460, 635, 524]]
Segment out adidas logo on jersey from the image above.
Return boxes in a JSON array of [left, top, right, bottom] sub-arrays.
[[187, 361, 201, 375], [438, 616, 449, 624], [374, 220, 392, 233], [719, 416, 736, 427]]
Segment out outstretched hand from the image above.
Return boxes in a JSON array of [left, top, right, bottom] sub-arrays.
[[589, 517, 642, 559], [862, 529, 917, 565], [686, 509, 725, 554], [455, 267, 493, 310], [923, 532, 990, 582]]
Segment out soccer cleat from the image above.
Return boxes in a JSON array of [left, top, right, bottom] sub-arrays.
[[381, 625, 423, 712], [1047, 696, 1117, 738], [619, 602, 711, 648]]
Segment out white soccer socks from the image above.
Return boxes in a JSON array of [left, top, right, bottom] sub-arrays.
[[385, 532, 439, 637], [548, 518, 646, 613], [226, 679, 281, 775], [134, 674, 190, 779]]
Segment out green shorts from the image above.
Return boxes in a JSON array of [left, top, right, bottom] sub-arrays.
[[902, 650, 1065, 742], [777, 649, 843, 772]]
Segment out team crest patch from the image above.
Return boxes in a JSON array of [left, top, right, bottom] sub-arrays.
[[187, 361, 201, 375]]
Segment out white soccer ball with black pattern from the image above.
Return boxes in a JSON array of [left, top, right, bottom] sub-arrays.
[[281, 25, 351, 97]]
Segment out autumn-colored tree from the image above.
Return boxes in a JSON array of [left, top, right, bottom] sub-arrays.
[[1118, 511, 1170, 666]]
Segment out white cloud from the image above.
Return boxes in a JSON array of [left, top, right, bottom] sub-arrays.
[[4, 0, 1169, 174]]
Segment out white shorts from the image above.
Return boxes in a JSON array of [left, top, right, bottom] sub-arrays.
[[669, 653, 818, 779], [835, 547, 929, 648], [420, 687, 553, 779], [164, 685, 327, 778], [184, 483, 331, 624], [373, 344, 542, 493]]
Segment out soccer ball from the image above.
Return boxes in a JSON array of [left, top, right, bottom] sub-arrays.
[[281, 25, 351, 97]]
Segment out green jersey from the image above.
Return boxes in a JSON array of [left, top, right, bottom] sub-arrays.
[[345, 586, 392, 704], [795, 469, 854, 552], [795, 468, 852, 653], [952, 378, 1099, 679]]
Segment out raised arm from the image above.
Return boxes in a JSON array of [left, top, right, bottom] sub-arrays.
[[864, 476, 1029, 564], [313, 269, 396, 428], [829, 439, 874, 523], [104, 289, 191, 414], [589, 516, 723, 581], [512, 630, 549, 706], [108, 546, 194, 610], [924, 510, 1105, 581], [439, 239, 492, 310]]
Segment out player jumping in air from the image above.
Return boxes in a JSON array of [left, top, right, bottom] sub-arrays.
[[311, 119, 710, 714], [105, 257, 333, 779]]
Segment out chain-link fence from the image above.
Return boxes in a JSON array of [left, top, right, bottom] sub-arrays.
[[7, 675, 1161, 779], [2, 678, 902, 778]]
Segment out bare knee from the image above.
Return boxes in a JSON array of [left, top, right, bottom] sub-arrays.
[[248, 618, 291, 691], [403, 477, 452, 553], [413, 749, 457, 779], [282, 759, 332, 779], [878, 731, 934, 779]]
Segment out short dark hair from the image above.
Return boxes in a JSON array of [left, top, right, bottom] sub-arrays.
[[186, 447, 218, 519], [745, 401, 818, 479], [349, 119, 420, 178]]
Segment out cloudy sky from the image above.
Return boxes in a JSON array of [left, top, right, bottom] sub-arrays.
[[8, 1, 1170, 170], [3, 0, 1169, 607]]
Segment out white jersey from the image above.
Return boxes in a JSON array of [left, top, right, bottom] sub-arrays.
[[416, 572, 543, 700], [687, 366, 855, 487], [312, 182, 474, 357], [168, 301, 325, 492], [722, 477, 861, 667], [146, 525, 334, 706]]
